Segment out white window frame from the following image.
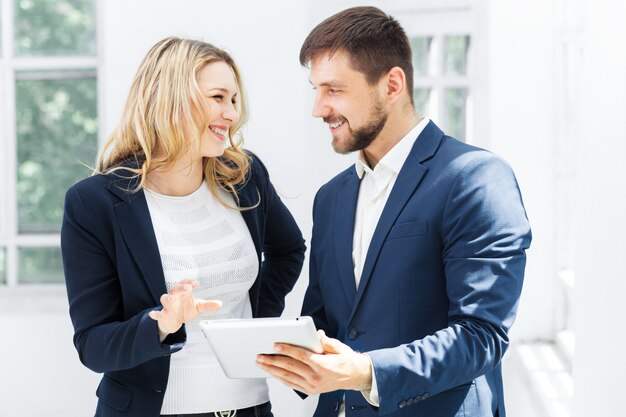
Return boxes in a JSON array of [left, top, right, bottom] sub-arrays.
[[0, 0, 98, 304]]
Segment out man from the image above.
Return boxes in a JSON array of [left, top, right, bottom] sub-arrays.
[[257, 6, 531, 417]]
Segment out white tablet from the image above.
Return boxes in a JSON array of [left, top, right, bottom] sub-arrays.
[[199, 316, 323, 379]]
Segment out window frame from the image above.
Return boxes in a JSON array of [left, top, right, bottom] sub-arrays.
[[0, 0, 98, 292]]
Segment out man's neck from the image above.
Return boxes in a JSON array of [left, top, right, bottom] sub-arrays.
[[363, 111, 421, 168]]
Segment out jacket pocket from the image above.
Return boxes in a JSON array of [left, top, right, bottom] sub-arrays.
[[387, 220, 428, 240], [96, 376, 134, 411]]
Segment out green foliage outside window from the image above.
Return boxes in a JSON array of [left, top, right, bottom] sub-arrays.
[[19, 247, 64, 284], [444, 88, 468, 141], [14, 0, 96, 56], [16, 75, 97, 233], [443, 36, 469, 76]]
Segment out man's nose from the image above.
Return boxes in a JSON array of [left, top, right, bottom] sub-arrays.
[[312, 94, 330, 118]]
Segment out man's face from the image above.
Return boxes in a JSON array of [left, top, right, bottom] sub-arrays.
[[309, 50, 388, 154]]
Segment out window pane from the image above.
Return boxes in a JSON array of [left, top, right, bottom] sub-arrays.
[[410, 37, 432, 77], [14, 0, 96, 56], [19, 247, 64, 283], [443, 88, 468, 141], [412, 88, 431, 116], [16, 73, 97, 233], [0, 248, 6, 285], [443, 35, 470, 76]]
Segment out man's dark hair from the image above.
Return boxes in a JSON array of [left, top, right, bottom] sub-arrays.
[[300, 6, 414, 106]]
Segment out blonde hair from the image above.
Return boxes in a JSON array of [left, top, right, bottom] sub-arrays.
[[95, 37, 251, 207]]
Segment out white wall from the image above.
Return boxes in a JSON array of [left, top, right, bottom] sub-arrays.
[[572, 0, 626, 415], [486, 0, 557, 342]]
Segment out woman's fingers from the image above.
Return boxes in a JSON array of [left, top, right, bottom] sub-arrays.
[[148, 310, 162, 321], [159, 293, 171, 307], [197, 299, 223, 313], [179, 278, 199, 288]]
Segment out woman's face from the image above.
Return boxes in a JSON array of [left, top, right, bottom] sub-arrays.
[[194, 61, 240, 158]]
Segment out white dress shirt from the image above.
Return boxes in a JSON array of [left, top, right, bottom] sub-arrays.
[[347, 117, 429, 413]]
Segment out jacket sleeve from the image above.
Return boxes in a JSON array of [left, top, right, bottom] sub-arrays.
[[368, 153, 532, 415], [61, 185, 185, 373], [252, 156, 306, 318]]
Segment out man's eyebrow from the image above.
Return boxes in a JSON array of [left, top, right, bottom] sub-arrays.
[[309, 80, 347, 88]]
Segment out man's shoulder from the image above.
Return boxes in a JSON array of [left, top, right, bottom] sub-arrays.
[[318, 165, 356, 193]]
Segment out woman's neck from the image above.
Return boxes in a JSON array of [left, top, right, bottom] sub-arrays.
[[145, 158, 204, 197]]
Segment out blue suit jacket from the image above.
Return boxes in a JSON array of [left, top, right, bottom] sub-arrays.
[[61, 154, 306, 417], [303, 122, 531, 417]]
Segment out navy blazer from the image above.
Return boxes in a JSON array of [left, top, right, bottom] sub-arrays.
[[303, 121, 532, 417], [61, 154, 305, 417]]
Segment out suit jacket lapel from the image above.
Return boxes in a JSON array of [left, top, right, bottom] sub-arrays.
[[350, 121, 444, 313], [334, 171, 361, 306], [108, 174, 167, 304]]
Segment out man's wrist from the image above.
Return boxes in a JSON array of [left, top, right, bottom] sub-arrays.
[[352, 352, 373, 391]]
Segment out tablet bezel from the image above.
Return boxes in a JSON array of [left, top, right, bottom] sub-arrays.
[[199, 316, 322, 379]]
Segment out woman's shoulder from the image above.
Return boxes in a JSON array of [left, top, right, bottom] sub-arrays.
[[66, 170, 135, 207], [67, 173, 109, 196], [243, 149, 270, 180]]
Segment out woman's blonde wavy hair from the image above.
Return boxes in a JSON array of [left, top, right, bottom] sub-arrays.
[[95, 37, 251, 208]]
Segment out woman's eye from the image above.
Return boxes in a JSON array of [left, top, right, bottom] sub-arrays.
[[212, 95, 224, 102]]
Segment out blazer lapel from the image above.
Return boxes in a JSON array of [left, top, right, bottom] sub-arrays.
[[108, 175, 167, 304], [235, 181, 260, 253], [234, 179, 263, 314], [334, 171, 361, 306], [350, 121, 444, 313]]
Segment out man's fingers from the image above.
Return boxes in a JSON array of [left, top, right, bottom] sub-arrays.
[[257, 355, 315, 390], [320, 334, 348, 354], [273, 344, 317, 365]]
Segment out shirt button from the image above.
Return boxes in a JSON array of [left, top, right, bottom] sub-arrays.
[[348, 328, 360, 340]]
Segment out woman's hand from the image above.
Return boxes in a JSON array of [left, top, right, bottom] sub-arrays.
[[148, 278, 222, 340]]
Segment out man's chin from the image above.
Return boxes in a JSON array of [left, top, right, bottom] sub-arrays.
[[331, 137, 354, 155]]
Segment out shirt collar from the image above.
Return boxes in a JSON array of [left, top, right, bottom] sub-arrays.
[[355, 117, 430, 179]]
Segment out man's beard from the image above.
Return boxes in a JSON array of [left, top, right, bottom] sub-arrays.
[[328, 100, 388, 154]]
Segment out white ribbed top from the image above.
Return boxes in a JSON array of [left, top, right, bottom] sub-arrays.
[[144, 181, 268, 414]]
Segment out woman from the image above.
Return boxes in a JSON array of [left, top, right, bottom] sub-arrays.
[[61, 37, 305, 417]]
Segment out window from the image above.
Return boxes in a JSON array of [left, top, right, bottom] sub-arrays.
[[410, 33, 471, 142], [0, 0, 98, 287], [394, 0, 478, 143]]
